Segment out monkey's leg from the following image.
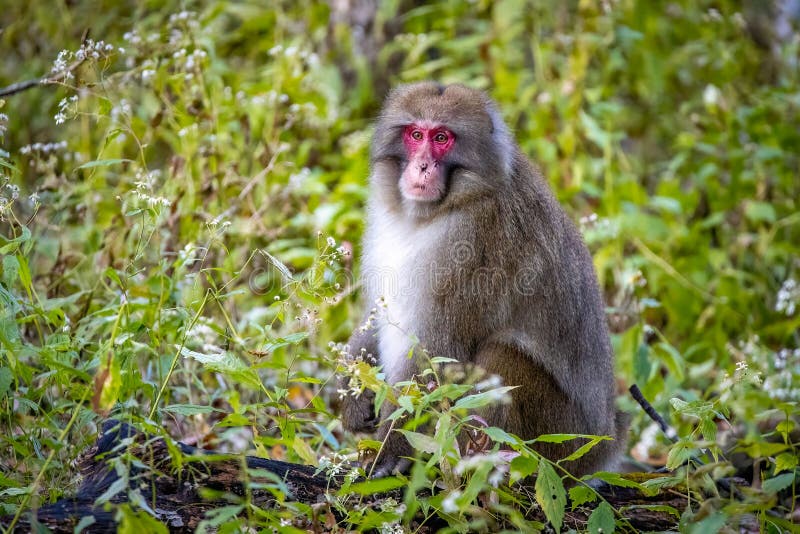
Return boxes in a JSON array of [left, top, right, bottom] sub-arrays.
[[474, 344, 617, 478], [370, 401, 414, 478], [339, 326, 380, 432]]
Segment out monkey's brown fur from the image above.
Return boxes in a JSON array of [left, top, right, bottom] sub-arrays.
[[341, 82, 628, 478]]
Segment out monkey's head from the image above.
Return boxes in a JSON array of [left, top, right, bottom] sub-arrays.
[[371, 82, 514, 217]]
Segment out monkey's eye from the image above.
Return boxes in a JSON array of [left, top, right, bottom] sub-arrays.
[[410, 130, 424, 141], [433, 132, 449, 144]]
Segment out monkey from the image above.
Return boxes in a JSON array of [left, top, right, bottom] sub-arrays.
[[340, 82, 628, 479]]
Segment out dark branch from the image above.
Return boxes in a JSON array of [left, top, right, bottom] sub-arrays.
[[0, 29, 90, 98]]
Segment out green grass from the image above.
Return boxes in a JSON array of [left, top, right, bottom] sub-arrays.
[[0, 0, 798, 531]]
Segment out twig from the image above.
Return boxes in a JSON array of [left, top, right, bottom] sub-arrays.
[[0, 29, 90, 98], [629, 384, 677, 441]]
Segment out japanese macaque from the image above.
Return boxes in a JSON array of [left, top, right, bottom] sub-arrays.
[[341, 82, 627, 478]]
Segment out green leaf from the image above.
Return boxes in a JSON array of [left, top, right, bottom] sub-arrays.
[[741, 441, 789, 458], [534, 433, 583, 444], [162, 404, 217, 416], [666, 440, 695, 470], [653, 342, 684, 382], [117, 504, 169, 534], [396, 430, 439, 454], [535, 461, 566, 531], [589, 472, 643, 490], [343, 476, 405, 495], [75, 158, 133, 170], [260, 250, 294, 281], [774, 452, 798, 474], [482, 426, 518, 445], [398, 394, 414, 413], [180, 347, 262, 390], [744, 201, 776, 224], [429, 356, 459, 364], [580, 110, 610, 149], [510, 455, 539, 484], [260, 331, 308, 353], [1, 255, 19, 287], [562, 436, 609, 462], [292, 436, 317, 466], [569, 484, 598, 509], [0, 366, 12, 397], [215, 413, 250, 427], [94, 475, 128, 505], [453, 385, 516, 409], [588, 501, 615, 534], [75, 515, 97, 533], [762, 472, 795, 494], [686, 511, 726, 534]]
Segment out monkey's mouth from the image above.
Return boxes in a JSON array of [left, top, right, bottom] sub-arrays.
[[401, 183, 444, 202]]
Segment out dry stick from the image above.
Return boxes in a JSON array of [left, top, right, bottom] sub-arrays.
[[629, 384, 677, 441], [630, 384, 743, 500], [629, 384, 731, 469]]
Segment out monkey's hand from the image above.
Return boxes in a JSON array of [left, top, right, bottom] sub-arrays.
[[370, 425, 414, 478], [340, 386, 378, 432]]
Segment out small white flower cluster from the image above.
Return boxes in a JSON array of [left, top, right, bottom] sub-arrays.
[[317, 451, 349, 477], [287, 167, 311, 190], [0, 112, 7, 138], [455, 452, 508, 487], [775, 348, 800, 371], [268, 44, 320, 70], [321, 235, 350, 267], [172, 48, 207, 80], [720, 337, 764, 398], [208, 214, 231, 230], [4, 183, 20, 201], [378, 497, 405, 514], [51, 40, 118, 80], [168, 10, 198, 26], [123, 30, 142, 46], [763, 346, 800, 401], [186, 320, 226, 355], [473, 375, 511, 404], [252, 90, 289, 107], [441, 489, 462, 513], [330, 342, 376, 399], [54, 95, 79, 125], [624, 268, 647, 289], [19, 141, 68, 155], [705, 8, 723, 22], [178, 243, 201, 267], [339, 130, 370, 158], [295, 307, 322, 329], [132, 169, 170, 208], [579, 213, 613, 234], [379, 521, 405, 534], [775, 278, 798, 316], [140, 58, 157, 83], [358, 296, 387, 334], [110, 99, 133, 123]]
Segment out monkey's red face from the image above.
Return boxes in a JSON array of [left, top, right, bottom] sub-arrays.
[[399, 123, 455, 202]]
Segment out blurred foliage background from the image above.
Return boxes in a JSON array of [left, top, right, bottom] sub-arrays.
[[0, 0, 798, 530]]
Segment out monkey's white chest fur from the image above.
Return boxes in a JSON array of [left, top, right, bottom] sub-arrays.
[[363, 208, 445, 383]]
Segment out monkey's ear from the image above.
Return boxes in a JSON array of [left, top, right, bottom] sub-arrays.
[[485, 102, 513, 176]]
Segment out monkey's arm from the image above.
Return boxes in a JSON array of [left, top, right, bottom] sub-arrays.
[[339, 325, 380, 432]]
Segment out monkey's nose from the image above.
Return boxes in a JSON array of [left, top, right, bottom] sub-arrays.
[[419, 163, 428, 171]]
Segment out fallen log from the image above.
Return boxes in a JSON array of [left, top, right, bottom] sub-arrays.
[[3, 419, 687, 532]]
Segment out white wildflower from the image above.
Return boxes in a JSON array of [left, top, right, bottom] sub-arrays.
[[776, 278, 798, 316], [441, 490, 462, 513]]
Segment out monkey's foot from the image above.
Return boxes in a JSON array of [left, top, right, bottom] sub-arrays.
[[370, 457, 412, 478]]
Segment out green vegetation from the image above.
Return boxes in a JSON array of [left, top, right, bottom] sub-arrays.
[[0, 1, 798, 531]]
